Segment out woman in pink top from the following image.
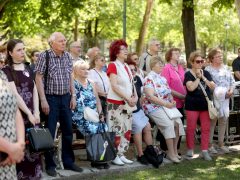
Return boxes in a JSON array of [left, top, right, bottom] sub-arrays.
[[161, 48, 186, 152]]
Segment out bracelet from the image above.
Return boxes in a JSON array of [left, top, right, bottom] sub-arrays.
[[203, 78, 207, 82], [71, 93, 76, 97]]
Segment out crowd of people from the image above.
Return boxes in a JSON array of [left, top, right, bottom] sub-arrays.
[[0, 32, 238, 179]]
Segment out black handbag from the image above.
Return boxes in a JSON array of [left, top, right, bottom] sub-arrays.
[[27, 127, 54, 153], [85, 124, 116, 162], [0, 152, 8, 162]]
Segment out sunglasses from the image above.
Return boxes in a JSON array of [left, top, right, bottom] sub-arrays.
[[130, 68, 136, 72], [195, 60, 204, 64]]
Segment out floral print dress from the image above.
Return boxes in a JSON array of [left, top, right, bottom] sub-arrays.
[[72, 80, 108, 135]]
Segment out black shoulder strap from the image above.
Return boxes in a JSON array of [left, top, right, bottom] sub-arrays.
[[93, 69, 106, 92], [44, 50, 50, 91]]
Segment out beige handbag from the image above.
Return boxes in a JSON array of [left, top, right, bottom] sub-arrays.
[[198, 83, 218, 120]]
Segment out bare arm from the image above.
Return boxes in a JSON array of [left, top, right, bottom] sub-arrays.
[[70, 74, 76, 110], [171, 90, 185, 99], [234, 71, 240, 81], [8, 81, 37, 125], [0, 109, 25, 166], [33, 83, 40, 123], [144, 87, 175, 108], [35, 72, 49, 115]]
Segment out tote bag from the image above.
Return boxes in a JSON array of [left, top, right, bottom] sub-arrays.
[[85, 124, 116, 162]]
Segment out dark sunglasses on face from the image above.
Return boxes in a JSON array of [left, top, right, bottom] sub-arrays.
[[195, 60, 204, 64]]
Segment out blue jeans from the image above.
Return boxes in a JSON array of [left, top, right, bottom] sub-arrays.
[[44, 93, 74, 170]]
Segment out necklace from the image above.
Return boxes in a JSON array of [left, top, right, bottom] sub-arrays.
[[170, 63, 178, 67]]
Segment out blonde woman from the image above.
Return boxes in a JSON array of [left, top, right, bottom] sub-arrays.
[[142, 56, 185, 163], [72, 60, 109, 169], [88, 54, 110, 118]]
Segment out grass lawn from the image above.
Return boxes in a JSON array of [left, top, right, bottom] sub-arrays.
[[100, 153, 240, 180]]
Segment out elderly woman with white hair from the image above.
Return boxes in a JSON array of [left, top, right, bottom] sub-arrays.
[[142, 56, 185, 163], [72, 60, 109, 169]]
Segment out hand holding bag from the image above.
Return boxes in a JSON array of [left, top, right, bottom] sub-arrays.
[[83, 107, 100, 123], [27, 127, 54, 153], [80, 90, 100, 123], [162, 106, 183, 119], [151, 77, 182, 119], [85, 124, 116, 162]]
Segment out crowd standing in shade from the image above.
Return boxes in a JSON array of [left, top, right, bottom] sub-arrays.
[[1, 33, 240, 178]]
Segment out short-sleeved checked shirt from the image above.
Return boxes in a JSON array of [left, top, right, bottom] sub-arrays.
[[35, 49, 73, 95]]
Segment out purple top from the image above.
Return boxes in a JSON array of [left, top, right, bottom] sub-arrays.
[[2, 65, 34, 128]]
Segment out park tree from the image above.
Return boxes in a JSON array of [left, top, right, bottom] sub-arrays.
[[136, 0, 154, 55]]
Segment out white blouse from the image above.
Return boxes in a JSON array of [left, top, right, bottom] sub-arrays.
[[88, 69, 110, 94]]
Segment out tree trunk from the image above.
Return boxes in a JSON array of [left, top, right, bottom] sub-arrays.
[[136, 0, 154, 56], [181, 0, 196, 67], [74, 16, 78, 41], [235, 0, 240, 24]]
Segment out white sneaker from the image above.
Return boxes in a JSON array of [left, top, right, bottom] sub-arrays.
[[202, 151, 212, 161], [120, 155, 133, 164], [208, 146, 218, 154], [186, 149, 194, 157], [219, 146, 230, 154], [112, 156, 125, 166]]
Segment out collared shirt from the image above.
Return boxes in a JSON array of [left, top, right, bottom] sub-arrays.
[[35, 49, 73, 95]]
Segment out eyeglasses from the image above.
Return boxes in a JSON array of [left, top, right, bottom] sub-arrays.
[[120, 47, 128, 51], [195, 60, 204, 64], [130, 68, 136, 72]]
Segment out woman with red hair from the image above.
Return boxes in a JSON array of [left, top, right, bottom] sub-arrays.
[[107, 40, 138, 166]]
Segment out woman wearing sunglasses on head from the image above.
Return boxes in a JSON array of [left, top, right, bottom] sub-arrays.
[[184, 51, 215, 161]]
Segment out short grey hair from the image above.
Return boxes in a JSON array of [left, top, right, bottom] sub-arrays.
[[148, 38, 159, 47], [48, 32, 63, 45]]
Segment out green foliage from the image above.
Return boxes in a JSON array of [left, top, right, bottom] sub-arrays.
[[0, 0, 239, 55], [211, 0, 234, 10]]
